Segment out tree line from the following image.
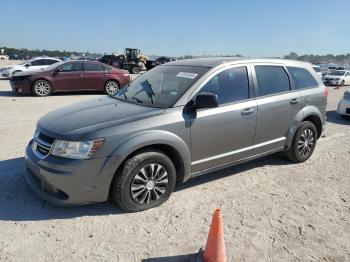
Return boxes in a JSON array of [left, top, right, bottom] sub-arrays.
[[0, 47, 102, 59]]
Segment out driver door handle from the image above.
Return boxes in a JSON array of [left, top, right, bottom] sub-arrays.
[[290, 98, 301, 104], [241, 108, 255, 115]]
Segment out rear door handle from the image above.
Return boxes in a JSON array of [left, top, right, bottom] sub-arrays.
[[241, 108, 255, 115], [290, 98, 301, 104], [103, 73, 108, 76], [77, 74, 84, 77]]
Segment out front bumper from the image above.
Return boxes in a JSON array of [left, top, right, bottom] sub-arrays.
[[25, 140, 122, 206], [337, 98, 350, 116], [10, 79, 32, 95]]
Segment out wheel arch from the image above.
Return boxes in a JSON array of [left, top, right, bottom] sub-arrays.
[[285, 107, 324, 148], [31, 78, 54, 93], [109, 131, 191, 186]]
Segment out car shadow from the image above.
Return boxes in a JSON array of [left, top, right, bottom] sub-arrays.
[[326, 110, 350, 125], [0, 154, 291, 222], [0, 90, 104, 98], [141, 252, 202, 262]]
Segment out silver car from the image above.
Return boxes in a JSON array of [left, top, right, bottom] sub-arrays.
[[25, 58, 327, 212]]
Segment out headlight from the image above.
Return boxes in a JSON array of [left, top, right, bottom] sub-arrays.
[[51, 139, 104, 159]]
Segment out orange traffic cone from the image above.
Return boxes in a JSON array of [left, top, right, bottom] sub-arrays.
[[203, 208, 227, 262]]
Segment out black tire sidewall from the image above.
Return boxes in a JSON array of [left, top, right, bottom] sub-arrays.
[[131, 66, 140, 74], [291, 121, 317, 163], [32, 80, 52, 97], [112, 151, 176, 212]]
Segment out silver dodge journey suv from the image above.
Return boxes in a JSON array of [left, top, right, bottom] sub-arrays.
[[25, 58, 327, 212]]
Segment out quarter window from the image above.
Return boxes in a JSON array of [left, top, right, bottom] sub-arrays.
[[199, 67, 250, 104], [287, 66, 318, 89], [255, 65, 290, 96]]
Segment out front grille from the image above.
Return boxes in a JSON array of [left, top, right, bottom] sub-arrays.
[[39, 132, 55, 144], [32, 132, 55, 158], [36, 143, 50, 155]]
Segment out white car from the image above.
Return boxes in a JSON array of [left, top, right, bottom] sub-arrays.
[[312, 65, 322, 79], [323, 70, 350, 86], [337, 88, 350, 117], [0, 57, 61, 78]]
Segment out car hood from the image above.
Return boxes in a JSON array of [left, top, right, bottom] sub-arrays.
[[38, 96, 164, 139]]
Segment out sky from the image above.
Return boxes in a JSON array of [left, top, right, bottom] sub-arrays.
[[1, 0, 349, 57]]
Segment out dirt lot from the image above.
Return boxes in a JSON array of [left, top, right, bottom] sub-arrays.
[[0, 77, 349, 262]]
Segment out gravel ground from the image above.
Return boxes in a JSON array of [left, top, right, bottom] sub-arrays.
[[0, 77, 349, 262]]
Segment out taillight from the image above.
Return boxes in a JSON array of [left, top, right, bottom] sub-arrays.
[[323, 88, 328, 97]]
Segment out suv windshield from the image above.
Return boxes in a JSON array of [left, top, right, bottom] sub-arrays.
[[330, 71, 345, 76], [114, 65, 210, 108]]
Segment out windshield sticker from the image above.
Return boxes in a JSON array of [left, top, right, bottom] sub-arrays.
[[176, 72, 198, 79]]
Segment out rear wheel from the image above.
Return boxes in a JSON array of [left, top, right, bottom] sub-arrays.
[[111, 150, 176, 212], [104, 80, 119, 96], [32, 80, 52, 97], [285, 121, 317, 163]]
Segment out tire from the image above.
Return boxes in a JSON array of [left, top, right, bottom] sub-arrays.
[[285, 121, 317, 163], [111, 150, 177, 212], [104, 80, 119, 96], [32, 80, 52, 97], [131, 65, 140, 74], [138, 62, 146, 71]]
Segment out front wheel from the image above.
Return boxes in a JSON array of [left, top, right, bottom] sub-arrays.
[[131, 65, 140, 74], [111, 150, 177, 212], [32, 80, 52, 97], [285, 121, 317, 163], [104, 80, 119, 96]]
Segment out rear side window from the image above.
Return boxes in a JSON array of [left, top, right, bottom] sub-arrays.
[[288, 66, 318, 89], [84, 63, 104, 71], [45, 59, 58, 65], [255, 65, 290, 96], [31, 59, 46, 66], [60, 62, 83, 72], [200, 67, 250, 104]]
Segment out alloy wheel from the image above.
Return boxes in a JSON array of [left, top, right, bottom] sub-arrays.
[[130, 163, 169, 205], [34, 81, 51, 96], [105, 81, 119, 95], [297, 129, 315, 157]]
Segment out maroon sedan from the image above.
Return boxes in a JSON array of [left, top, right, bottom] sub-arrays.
[[10, 60, 131, 96]]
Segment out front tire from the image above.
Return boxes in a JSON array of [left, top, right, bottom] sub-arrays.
[[285, 121, 317, 163], [111, 150, 177, 212], [32, 80, 52, 97], [131, 65, 140, 74], [104, 80, 119, 96]]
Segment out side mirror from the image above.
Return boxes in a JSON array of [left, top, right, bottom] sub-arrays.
[[25, 63, 31, 67], [194, 92, 219, 109]]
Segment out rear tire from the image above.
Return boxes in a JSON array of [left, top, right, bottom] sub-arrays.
[[111, 150, 176, 212], [104, 80, 119, 96], [285, 121, 317, 163], [32, 80, 52, 97]]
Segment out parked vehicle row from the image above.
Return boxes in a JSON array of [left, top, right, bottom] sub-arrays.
[[337, 88, 350, 117], [10, 60, 130, 96], [24, 58, 327, 211]]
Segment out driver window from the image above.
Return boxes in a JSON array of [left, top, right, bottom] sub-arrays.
[[199, 67, 250, 105]]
